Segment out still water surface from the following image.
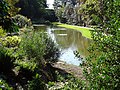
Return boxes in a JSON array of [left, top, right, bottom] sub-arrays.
[[34, 25, 91, 66]]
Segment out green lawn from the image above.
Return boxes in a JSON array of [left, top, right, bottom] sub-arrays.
[[53, 22, 93, 39]]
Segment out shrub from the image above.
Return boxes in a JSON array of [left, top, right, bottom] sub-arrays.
[[0, 0, 19, 33], [13, 14, 32, 28], [0, 46, 15, 72], [2, 36, 21, 47], [48, 71, 86, 90], [18, 32, 46, 66], [43, 36, 60, 63], [0, 79, 13, 90], [82, 0, 120, 89], [2, 18, 19, 33], [0, 27, 6, 37], [18, 31, 60, 65], [28, 74, 47, 90]]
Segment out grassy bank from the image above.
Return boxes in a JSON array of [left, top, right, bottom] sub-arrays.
[[53, 22, 93, 39]]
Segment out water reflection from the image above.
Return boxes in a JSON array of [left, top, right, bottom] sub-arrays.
[[34, 25, 91, 66], [47, 26, 91, 66]]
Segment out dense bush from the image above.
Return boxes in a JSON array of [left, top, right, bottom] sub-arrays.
[[0, 79, 13, 90], [82, 0, 120, 89], [11, 31, 59, 89], [0, 46, 15, 72], [0, 27, 6, 37], [18, 31, 60, 65], [0, 29, 60, 89], [2, 36, 21, 47], [6, 0, 20, 16], [48, 71, 86, 90], [43, 35, 60, 63], [0, 0, 19, 33], [18, 32, 46, 66], [28, 74, 47, 90], [13, 14, 32, 28]]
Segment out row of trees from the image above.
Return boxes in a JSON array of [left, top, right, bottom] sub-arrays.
[[54, 0, 113, 26], [1, 0, 47, 18]]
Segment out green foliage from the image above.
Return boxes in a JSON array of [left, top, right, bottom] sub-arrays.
[[56, 8, 65, 23], [0, 27, 6, 37], [82, 0, 120, 89], [5, 0, 20, 16], [0, 36, 20, 72], [0, 1, 58, 89], [14, 59, 37, 72], [61, 76, 85, 90], [0, 31, 58, 89], [44, 9, 58, 22], [48, 71, 86, 90], [0, 0, 9, 25], [62, 77, 84, 90], [17, 0, 47, 19], [0, 0, 9, 18], [54, 0, 101, 25], [0, 46, 15, 72], [0, 79, 13, 90], [43, 35, 60, 63], [0, 31, 59, 89], [13, 14, 32, 28], [18, 31, 59, 65], [18, 32, 46, 66], [48, 81, 55, 87], [0, 0, 19, 33], [2, 17, 19, 33], [0, 1, 59, 89], [28, 74, 47, 90], [79, 0, 100, 25], [54, 1, 66, 23], [10, 31, 60, 89], [2, 36, 21, 47]]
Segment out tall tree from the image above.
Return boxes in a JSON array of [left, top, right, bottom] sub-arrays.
[[16, 0, 47, 19]]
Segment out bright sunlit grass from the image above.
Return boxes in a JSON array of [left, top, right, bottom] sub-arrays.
[[53, 22, 93, 39]]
